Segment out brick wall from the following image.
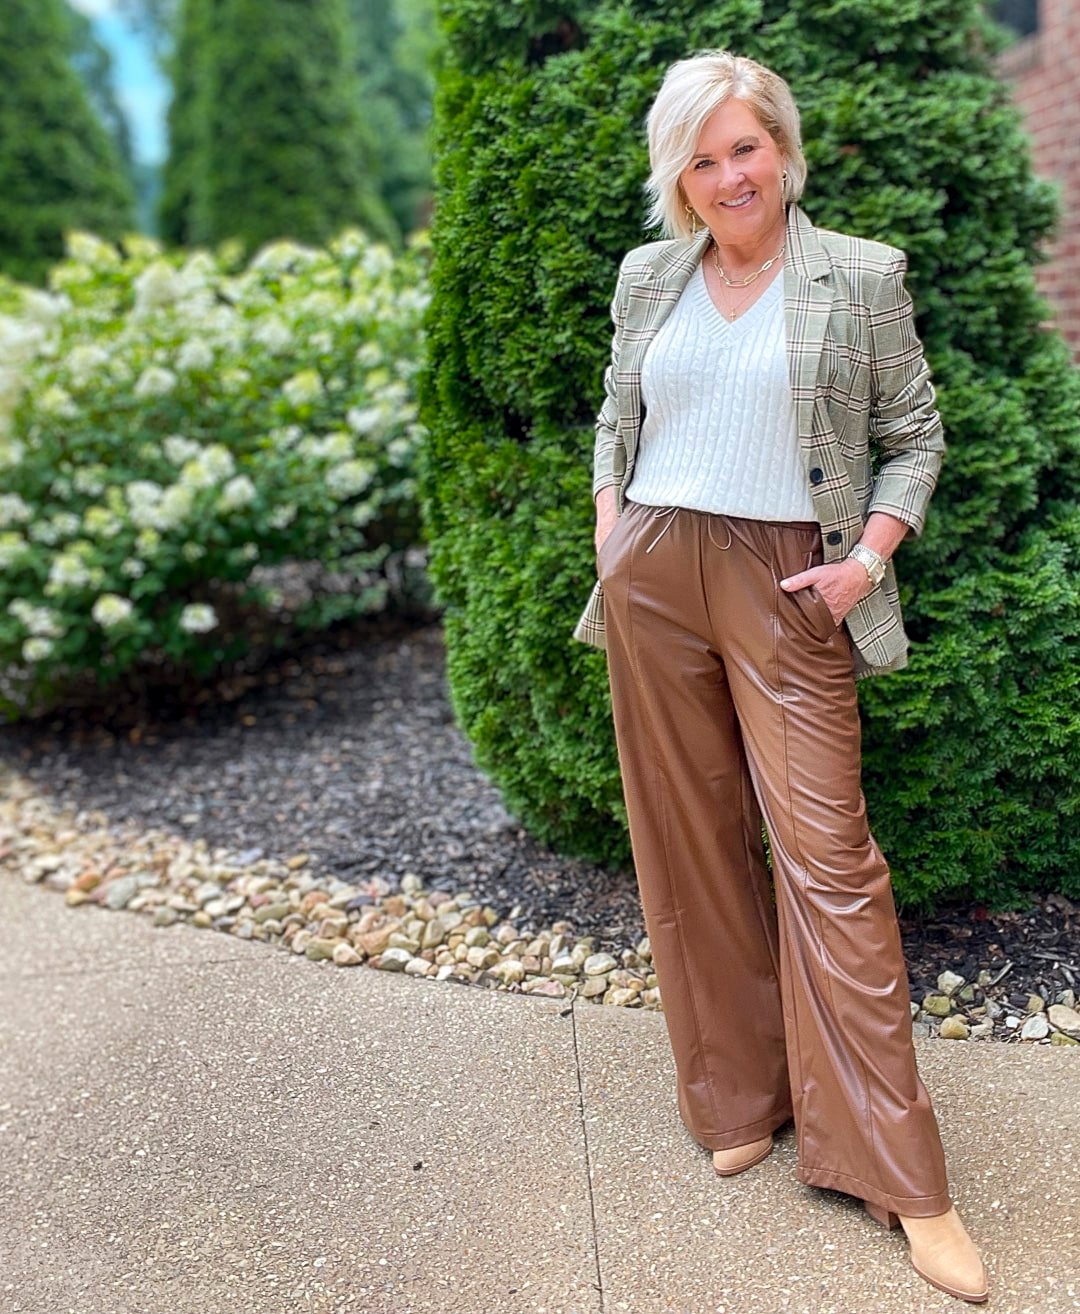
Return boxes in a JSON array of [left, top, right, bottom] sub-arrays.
[[994, 0, 1080, 357]]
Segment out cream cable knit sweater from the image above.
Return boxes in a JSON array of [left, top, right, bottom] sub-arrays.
[[625, 261, 819, 523]]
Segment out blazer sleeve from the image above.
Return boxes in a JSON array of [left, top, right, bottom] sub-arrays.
[[591, 258, 631, 500], [864, 251, 946, 539]]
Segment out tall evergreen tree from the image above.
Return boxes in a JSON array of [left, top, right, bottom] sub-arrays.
[[159, 0, 395, 252], [418, 0, 1080, 910], [0, 0, 135, 284], [348, 0, 436, 238], [158, 0, 214, 247]]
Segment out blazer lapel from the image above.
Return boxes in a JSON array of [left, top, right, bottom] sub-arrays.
[[617, 201, 835, 465]]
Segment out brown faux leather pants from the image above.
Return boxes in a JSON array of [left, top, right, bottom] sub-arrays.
[[598, 497, 952, 1218]]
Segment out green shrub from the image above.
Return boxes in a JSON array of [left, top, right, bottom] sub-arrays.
[[418, 0, 1080, 913], [0, 226, 431, 721], [0, 0, 135, 285]]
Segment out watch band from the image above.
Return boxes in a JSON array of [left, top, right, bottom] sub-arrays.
[[847, 543, 886, 587]]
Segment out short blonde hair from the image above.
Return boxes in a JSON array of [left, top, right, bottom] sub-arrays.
[[642, 49, 807, 239]]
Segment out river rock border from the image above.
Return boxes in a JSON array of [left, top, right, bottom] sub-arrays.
[[2, 767, 1079, 1045]]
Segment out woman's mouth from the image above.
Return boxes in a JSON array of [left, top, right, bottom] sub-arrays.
[[720, 191, 756, 209]]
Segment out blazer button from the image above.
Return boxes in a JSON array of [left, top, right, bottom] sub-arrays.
[[826, 530, 843, 545], [809, 467, 824, 484]]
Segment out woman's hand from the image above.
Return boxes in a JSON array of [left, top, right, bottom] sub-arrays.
[[594, 486, 619, 555], [780, 558, 874, 626]]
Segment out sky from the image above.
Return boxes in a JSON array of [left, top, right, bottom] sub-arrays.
[[69, 0, 170, 167]]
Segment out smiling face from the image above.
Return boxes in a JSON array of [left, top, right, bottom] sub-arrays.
[[679, 97, 787, 244]]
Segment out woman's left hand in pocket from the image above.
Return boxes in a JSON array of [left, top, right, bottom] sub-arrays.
[[779, 558, 874, 627]]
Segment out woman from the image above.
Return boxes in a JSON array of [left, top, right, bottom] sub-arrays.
[[572, 50, 989, 1304]]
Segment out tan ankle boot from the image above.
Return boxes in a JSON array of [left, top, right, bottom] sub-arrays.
[[711, 1133, 773, 1177], [865, 1201, 989, 1303]]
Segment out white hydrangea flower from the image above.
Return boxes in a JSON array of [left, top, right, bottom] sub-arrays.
[[22, 636, 55, 663], [9, 600, 64, 637], [47, 551, 94, 590], [49, 262, 94, 290], [120, 557, 146, 578], [163, 434, 202, 465], [179, 443, 235, 488], [122, 234, 164, 260], [252, 317, 293, 353], [282, 368, 325, 407], [326, 459, 375, 498], [0, 366, 25, 415], [300, 430, 351, 461], [133, 260, 185, 313], [298, 291, 337, 317], [50, 511, 81, 536], [309, 330, 334, 354], [0, 531, 26, 568], [178, 603, 218, 633], [126, 480, 165, 528], [91, 593, 134, 627], [360, 245, 394, 278], [181, 542, 206, 562], [218, 367, 251, 392], [38, 385, 79, 418], [178, 250, 216, 289], [84, 506, 123, 538], [70, 467, 104, 498], [345, 405, 382, 435], [350, 502, 376, 527], [0, 493, 33, 528], [0, 316, 49, 369], [66, 231, 122, 269], [66, 342, 111, 387], [30, 521, 62, 545], [375, 380, 409, 407], [239, 542, 259, 561], [218, 474, 257, 512], [329, 227, 370, 261], [268, 503, 297, 529], [250, 239, 321, 273], [176, 339, 214, 371], [135, 527, 160, 554], [134, 365, 178, 398], [158, 483, 194, 528], [355, 342, 383, 367]]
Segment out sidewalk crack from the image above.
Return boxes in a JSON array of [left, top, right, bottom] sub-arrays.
[[567, 996, 605, 1312]]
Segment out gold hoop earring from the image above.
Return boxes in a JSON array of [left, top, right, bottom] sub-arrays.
[[684, 201, 703, 235]]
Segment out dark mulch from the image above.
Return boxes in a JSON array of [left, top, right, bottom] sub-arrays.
[[2, 619, 1076, 1013]]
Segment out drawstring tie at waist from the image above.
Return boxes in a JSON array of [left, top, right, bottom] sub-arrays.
[[643, 505, 733, 553]]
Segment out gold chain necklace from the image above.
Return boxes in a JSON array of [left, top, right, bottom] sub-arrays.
[[710, 244, 785, 322], [712, 239, 786, 287]]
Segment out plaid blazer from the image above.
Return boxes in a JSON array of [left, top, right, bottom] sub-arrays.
[[571, 200, 946, 679]]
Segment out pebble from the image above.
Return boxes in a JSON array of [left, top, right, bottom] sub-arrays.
[[937, 970, 965, 996], [0, 765, 1073, 1040]]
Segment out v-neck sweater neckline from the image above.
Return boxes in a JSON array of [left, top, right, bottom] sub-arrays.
[[690, 258, 784, 336]]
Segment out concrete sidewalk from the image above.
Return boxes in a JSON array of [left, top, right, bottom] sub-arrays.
[[2, 875, 1077, 1314]]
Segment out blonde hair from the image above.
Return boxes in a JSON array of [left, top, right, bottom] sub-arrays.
[[642, 49, 807, 239]]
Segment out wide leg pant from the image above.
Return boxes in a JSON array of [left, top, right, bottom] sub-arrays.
[[597, 497, 952, 1218]]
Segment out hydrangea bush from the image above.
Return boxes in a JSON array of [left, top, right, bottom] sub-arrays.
[[0, 226, 431, 721]]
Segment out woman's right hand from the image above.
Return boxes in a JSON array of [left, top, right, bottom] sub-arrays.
[[594, 486, 619, 556]]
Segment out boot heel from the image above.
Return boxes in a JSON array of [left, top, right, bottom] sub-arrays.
[[865, 1199, 901, 1229]]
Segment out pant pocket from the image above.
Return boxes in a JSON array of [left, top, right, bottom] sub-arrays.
[[786, 546, 841, 642], [596, 509, 631, 579]]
